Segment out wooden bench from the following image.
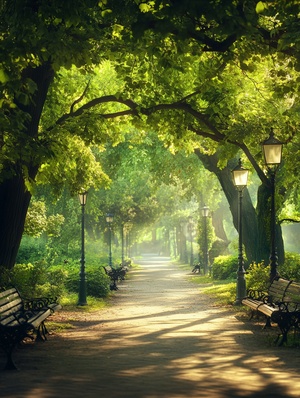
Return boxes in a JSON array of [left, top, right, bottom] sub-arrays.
[[0, 287, 61, 370], [192, 263, 201, 273], [242, 277, 300, 345], [103, 265, 127, 291]]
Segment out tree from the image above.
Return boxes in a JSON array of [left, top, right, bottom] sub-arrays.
[[0, 0, 138, 268], [1, 0, 300, 270]]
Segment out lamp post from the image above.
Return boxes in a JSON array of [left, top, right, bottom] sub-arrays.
[[201, 205, 210, 275], [232, 159, 249, 305], [188, 216, 194, 267], [262, 129, 283, 282], [106, 213, 114, 268], [78, 191, 88, 306]]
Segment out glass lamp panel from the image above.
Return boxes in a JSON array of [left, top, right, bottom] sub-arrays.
[[78, 191, 87, 205], [263, 144, 282, 165], [106, 213, 114, 223], [202, 205, 210, 217], [233, 169, 249, 187]]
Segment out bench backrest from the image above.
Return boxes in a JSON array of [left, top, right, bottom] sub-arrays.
[[0, 288, 23, 326], [283, 281, 300, 305], [268, 278, 292, 303]]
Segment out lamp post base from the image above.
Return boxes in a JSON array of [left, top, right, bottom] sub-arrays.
[[78, 271, 87, 306], [233, 268, 247, 306]]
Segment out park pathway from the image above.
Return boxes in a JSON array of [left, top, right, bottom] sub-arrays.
[[1, 255, 300, 398]]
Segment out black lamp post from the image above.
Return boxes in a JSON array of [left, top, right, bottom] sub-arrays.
[[106, 213, 114, 268], [262, 129, 283, 282], [188, 216, 194, 267], [201, 205, 210, 275], [232, 159, 249, 305], [78, 191, 88, 306]]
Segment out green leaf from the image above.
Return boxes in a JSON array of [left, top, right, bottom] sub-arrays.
[[255, 1, 267, 14], [0, 68, 9, 83], [139, 4, 150, 13]]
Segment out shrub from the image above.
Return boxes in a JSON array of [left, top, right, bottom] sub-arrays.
[[244, 253, 300, 293], [64, 263, 110, 298], [16, 236, 47, 263], [279, 252, 300, 281], [0, 260, 67, 298], [211, 255, 239, 280], [245, 262, 269, 292]]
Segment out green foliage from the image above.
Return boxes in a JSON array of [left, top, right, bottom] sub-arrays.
[[211, 255, 238, 280], [202, 281, 237, 305], [245, 253, 300, 293], [24, 201, 47, 237], [279, 252, 300, 282], [0, 260, 66, 298], [24, 199, 65, 238], [16, 235, 47, 263], [245, 262, 269, 292], [45, 214, 65, 237], [0, 259, 111, 300], [59, 293, 107, 311], [64, 262, 110, 298], [1, 0, 300, 273]]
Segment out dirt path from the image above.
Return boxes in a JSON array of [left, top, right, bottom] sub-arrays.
[[1, 255, 300, 398]]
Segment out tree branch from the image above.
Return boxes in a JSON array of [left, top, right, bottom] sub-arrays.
[[47, 95, 139, 130], [47, 94, 269, 185], [279, 218, 300, 225], [70, 80, 91, 114]]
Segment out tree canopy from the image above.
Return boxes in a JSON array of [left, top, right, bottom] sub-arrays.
[[0, 0, 300, 268]]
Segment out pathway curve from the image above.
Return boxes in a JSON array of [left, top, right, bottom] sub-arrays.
[[1, 255, 300, 398]]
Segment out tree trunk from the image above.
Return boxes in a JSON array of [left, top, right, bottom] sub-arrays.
[[195, 150, 285, 266], [0, 62, 54, 269], [0, 174, 31, 269], [195, 151, 259, 263], [257, 182, 284, 266], [212, 206, 229, 242]]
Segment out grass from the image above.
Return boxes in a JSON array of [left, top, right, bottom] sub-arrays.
[[202, 280, 236, 305], [48, 294, 112, 333], [47, 321, 76, 332], [59, 293, 110, 312]]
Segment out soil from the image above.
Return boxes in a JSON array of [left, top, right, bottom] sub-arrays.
[[1, 255, 300, 398]]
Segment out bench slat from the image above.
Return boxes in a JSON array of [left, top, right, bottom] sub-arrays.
[[0, 288, 18, 300], [0, 299, 23, 314]]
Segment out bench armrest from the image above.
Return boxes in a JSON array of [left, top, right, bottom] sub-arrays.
[[246, 289, 266, 301], [23, 297, 59, 311]]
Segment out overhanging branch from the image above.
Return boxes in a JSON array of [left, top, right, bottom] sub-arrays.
[[47, 93, 268, 184]]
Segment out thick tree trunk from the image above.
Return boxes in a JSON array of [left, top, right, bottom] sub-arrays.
[[257, 183, 284, 266], [0, 174, 31, 269], [195, 151, 258, 263], [0, 62, 54, 269], [212, 206, 229, 242], [195, 150, 285, 265]]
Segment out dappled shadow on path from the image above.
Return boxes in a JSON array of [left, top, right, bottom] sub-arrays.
[[1, 256, 300, 398]]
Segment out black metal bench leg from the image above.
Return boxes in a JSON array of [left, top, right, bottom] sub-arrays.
[[41, 322, 49, 340], [263, 317, 272, 329], [277, 331, 288, 346], [249, 310, 255, 320], [35, 323, 47, 341]]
